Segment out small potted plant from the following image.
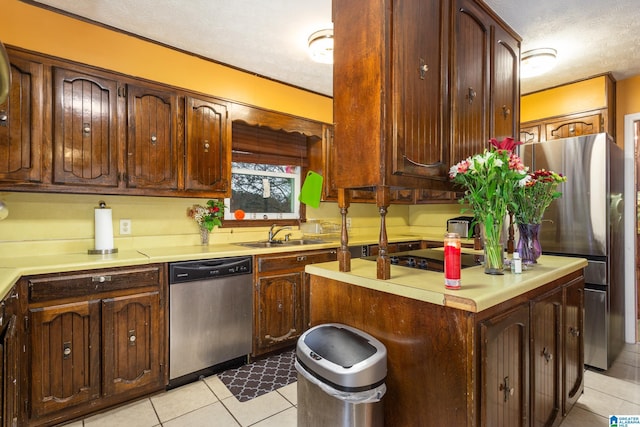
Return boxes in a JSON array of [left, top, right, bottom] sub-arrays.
[[187, 199, 226, 245], [449, 138, 528, 274], [509, 169, 567, 264]]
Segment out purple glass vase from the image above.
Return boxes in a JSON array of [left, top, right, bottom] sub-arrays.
[[517, 223, 542, 265]]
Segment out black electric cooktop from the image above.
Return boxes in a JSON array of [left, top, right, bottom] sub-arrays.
[[362, 249, 483, 272]]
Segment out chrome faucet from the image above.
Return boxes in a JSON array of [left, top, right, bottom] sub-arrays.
[[268, 224, 292, 242]]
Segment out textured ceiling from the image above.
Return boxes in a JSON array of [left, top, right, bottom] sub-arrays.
[[30, 0, 640, 96]]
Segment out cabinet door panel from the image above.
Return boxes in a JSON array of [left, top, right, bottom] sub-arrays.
[[480, 304, 529, 427], [520, 125, 541, 143], [102, 291, 163, 396], [1, 315, 19, 427], [30, 300, 101, 418], [492, 25, 520, 140], [564, 278, 584, 414], [452, 0, 490, 165], [185, 96, 230, 194], [545, 114, 601, 140], [53, 67, 119, 187], [392, 0, 446, 178], [126, 84, 178, 190], [0, 54, 44, 183], [531, 288, 562, 427], [257, 251, 337, 273], [256, 273, 303, 351], [28, 266, 161, 303]]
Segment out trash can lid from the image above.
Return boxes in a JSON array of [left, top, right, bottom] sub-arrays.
[[296, 323, 387, 390], [304, 324, 376, 368]]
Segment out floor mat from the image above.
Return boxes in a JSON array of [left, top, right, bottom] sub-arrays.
[[217, 349, 297, 402]]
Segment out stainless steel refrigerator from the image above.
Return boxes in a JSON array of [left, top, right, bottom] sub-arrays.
[[520, 133, 625, 370]]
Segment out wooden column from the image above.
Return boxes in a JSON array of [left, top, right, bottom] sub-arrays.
[[337, 188, 351, 272], [376, 186, 391, 280], [507, 213, 515, 254]]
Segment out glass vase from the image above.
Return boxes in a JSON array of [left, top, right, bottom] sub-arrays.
[[199, 226, 210, 245], [480, 221, 505, 275], [517, 223, 542, 265]]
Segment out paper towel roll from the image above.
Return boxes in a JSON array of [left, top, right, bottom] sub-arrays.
[[94, 208, 114, 251]]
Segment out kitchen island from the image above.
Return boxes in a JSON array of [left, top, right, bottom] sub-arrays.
[[306, 256, 587, 427]]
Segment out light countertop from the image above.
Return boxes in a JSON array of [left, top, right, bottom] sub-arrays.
[[0, 232, 451, 299], [0, 232, 499, 301], [306, 255, 588, 313]]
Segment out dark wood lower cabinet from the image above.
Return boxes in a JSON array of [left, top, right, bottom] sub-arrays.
[[308, 269, 584, 427], [255, 271, 304, 355], [22, 265, 167, 427], [29, 300, 101, 418], [102, 291, 164, 396], [253, 249, 337, 357], [480, 304, 530, 427], [563, 277, 585, 415], [530, 288, 562, 427], [1, 313, 19, 427]]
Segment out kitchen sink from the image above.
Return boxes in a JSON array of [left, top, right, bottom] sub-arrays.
[[281, 239, 328, 246], [237, 239, 327, 248]]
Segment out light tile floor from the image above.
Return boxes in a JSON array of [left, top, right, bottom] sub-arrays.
[[59, 344, 640, 426]]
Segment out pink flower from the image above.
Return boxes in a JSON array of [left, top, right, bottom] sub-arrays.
[[449, 159, 470, 179], [489, 137, 522, 152]]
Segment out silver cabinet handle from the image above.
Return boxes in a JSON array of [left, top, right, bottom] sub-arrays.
[[92, 275, 112, 283], [419, 58, 428, 80], [63, 342, 72, 359]]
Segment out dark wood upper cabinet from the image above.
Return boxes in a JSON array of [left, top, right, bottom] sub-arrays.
[[53, 67, 120, 188], [0, 46, 236, 198], [451, 0, 491, 164], [126, 84, 179, 191], [332, 0, 521, 190], [391, 0, 447, 180], [0, 52, 44, 184], [492, 24, 520, 141], [185, 96, 231, 194]]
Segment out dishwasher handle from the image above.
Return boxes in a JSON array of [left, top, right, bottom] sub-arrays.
[[170, 256, 252, 283]]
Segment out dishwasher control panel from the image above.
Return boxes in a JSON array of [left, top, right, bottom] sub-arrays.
[[169, 256, 253, 283]]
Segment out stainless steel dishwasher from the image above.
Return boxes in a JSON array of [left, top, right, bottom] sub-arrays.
[[169, 256, 253, 385]]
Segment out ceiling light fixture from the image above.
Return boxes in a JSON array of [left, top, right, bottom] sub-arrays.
[[521, 48, 557, 79], [308, 29, 333, 64]]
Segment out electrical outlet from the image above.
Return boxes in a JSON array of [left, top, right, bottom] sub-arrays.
[[346, 217, 352, 229], [119, 219, 132, 235]]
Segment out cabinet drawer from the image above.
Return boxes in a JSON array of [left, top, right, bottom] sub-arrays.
[[28, 265, 161, 303], [258, 250, 337, 273]]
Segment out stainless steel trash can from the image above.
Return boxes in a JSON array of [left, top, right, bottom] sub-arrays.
[[296, 323, 387, 427]]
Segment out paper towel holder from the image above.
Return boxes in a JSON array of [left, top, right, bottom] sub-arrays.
[[88, 200, 119, 255]]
